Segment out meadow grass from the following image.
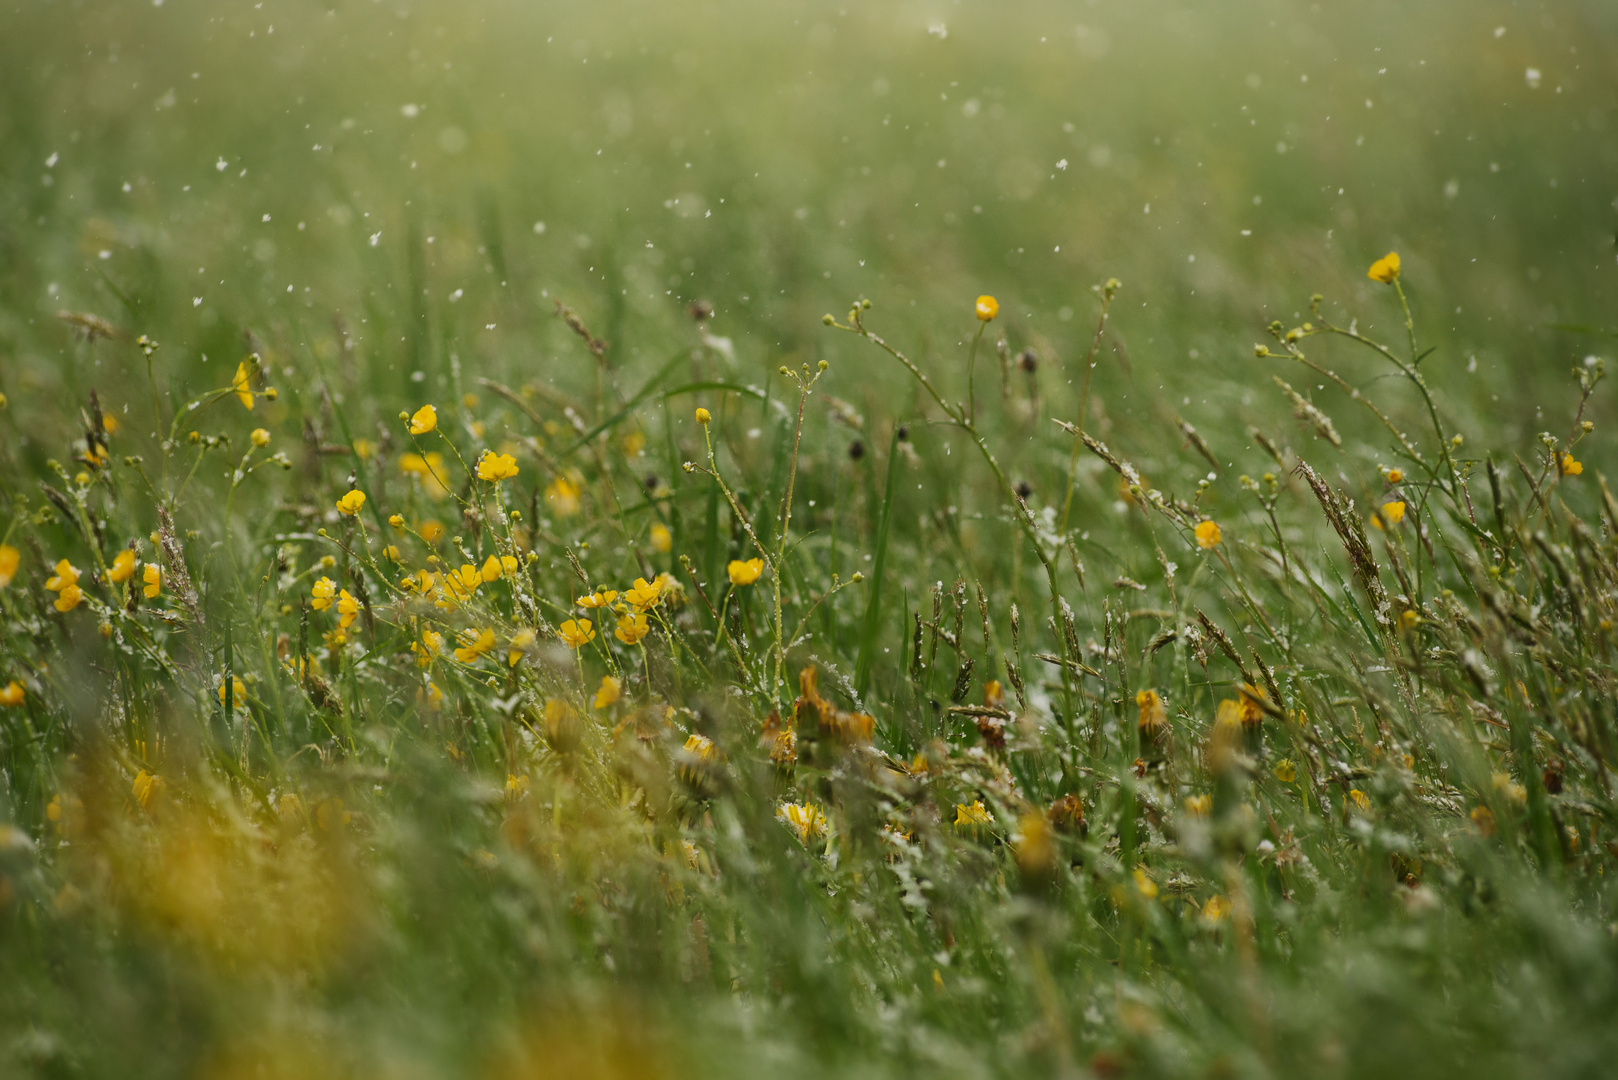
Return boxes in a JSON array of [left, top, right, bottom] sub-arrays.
[[3, 2, 1618, 1077]]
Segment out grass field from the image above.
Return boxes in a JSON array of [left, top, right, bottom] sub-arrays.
[[4, 2, 1618, 1077]]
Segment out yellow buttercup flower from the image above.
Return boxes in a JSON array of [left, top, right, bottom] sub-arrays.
[[337, 589, 361, 629], [409, 404, 438, 435], [649, 522, 672, 554], [614, 611, 649, 645], [45, 559, 80, 593], [388, 514, 405, 528], [1385, 467, 1404, 484], [419, 520, 445, 543], [419, 680, 444, 711], [695, 407, 712, 425], [1132, 868, 1158, 900], [0, 544, 18, 588], [579, 589, 619, 609], [1380, 501, 1406, 525], [218, 676, 247, 708], [1184, 794, 1212, 817], [109, 549, 137, 584], [0, 681, 24, 707], [453, 627, 497, 663], [250, 428, 272, 448], [1367, 251, 1401, 284], [400, 452, 451, 498], [507, 628, 536, 667], [727, 557, 764, 586], [593, 675, 622, 710], [232, 360, 255, 409], [558, 618, 595, 649], [625, 576, 662, 610], [1348, 789, 1372, 812], [476, 451, 520, 482], [1561, 453, 1583, 477], [142, 562, 162, 598], [310, 576, 336, 611], [1201, 895, 1231, 925], [412, 628, 443, 668], [1272, 759, 1297, 783], [353, 438, 374, 460], [975, 295, 998, 321], [1194, 520, 1222, 549], [336, 489, 367, 515]]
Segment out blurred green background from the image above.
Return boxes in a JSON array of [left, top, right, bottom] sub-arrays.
[[3, 0, 1617, 462]]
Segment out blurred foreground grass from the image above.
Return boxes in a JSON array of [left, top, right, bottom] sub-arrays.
[[4, 1, 1618, 1077]]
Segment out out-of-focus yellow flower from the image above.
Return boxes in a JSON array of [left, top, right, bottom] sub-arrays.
[[419, 520, 446, 543], [1380, 500, 1406, 525], [505, 773, 530, 800], [695, 407, 711, 425], [507, 628, 535, 667], [1194, 520, 1222, 549], [1184, 794, 1212, 817], [1385, 467, 1404, 483], [440, 563, 482, 607], [388, 514, 405, 528], [1272, 759, 1297, 783], [336, 489, 366, 515], [614, 611, 649, 645], [1201, 894, 1231, 925], [218, 676, 247, 708], [0, 544, 18, 588], [250, 427, 271, 448], [1493, 771, 1528, 804], [337, 589, 361, 629], [382, 545, 401, 563], [649, 522, 672, 553], [1348, 788, 1371, 812], [324, 628, 347, 650], [101, 413, 120, 434], [545, 474, 582, 517], [142, 562, 162, 598], [232, 360, 255, 409], [454, 627, 497, 663], [132, 769, 163, 810], [476, 554, 516, 581], [1561, 453, 1583, 477], [559, 618, 595, 648], [109, 549, 137, 584], [625, 576, 662, 610], [476, 451, 520, 482], [413, 628, 443, 668], [579, 589, 618, 609], [1136, 688, 1167, 740], [353, 438, 374, 460], [1470, 805, 1497, 836], [1133, 867, 1158, 900], [622, 430, 647, 457], [1367, 251, 1401, 284], [594, 675, 622, 710], [777, 801, 826, 843], [409, 404, 438, 435], [975, 295, 999, 321], [727, 558, 764, 586], [311, 576, 336, 611], [399, 452, 451, 498], [418, 680, 444, 711], [0, 681, 24, 707], [1400, 608, 1420, 632], [954, 800, 993, 829]]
